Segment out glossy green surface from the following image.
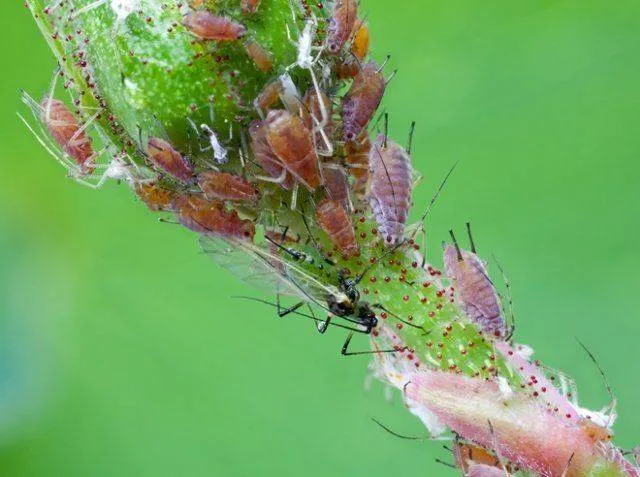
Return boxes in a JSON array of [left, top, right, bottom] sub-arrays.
[[1, 0, 639, 476]]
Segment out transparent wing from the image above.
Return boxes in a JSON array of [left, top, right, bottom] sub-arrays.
[[199, 235, 347, 309]]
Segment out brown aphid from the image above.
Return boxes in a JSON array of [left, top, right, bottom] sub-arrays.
[[345, 132, 371, 192], [40, 98, 95, 173], [326, 0, 357, 54], [248, 120, 294, 190], [174, 194, 255, 240], [264, 110, 321, 191], [147, 137, 194, 183], [315, 198, 359, 257], [322, 165, 350, 211], [183, 11, 247, 41], [198, 170, 260, 203], [254, 79, 283, 114], [342, 62, 385, 142], [368, 135, 412, 245], [241, 0, 262, 13], [244, 39, 274, 72], [135, 182, 176, 212]]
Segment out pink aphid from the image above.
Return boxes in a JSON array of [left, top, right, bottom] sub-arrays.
[[197, 170, 260, 203], [41, 98, 95, 173], [326, 0, 357, 54], [147, 137, 194, 183], [183, 11, 247, 41], [248, 120, 294, 190], [368, 135, 413, 246], [342, 62, 386, 142], [443, 227, 507, 339]]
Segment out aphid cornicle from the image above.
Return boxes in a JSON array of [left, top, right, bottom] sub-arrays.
[[244, 39, 274, 72], [183, 11, 247, 41], [248, 120, 294, 189], [241, 0, 261, 14], [342, 62, 386, 142], [147, 137, 194, 183], [322, 165, 350, 211], [368, 135, 413, 245], [326, 0, 357, 54], [315, 198, 359, 257], [134, 182, 176, 212], [174, 194, 255, 240], [443, 227, 507, 339], [197, 170, 260, 204], [41, 98, 95, 173], [264, 110, 321, 191]]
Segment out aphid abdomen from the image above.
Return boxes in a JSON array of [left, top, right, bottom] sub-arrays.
[[244, 39, 274, 72], [147, 137, 194, 183], [326, 0, 357, 54], [135, 182, 176, 212], [183, 11, 247, 41], [41, 98, 95, 172], [443, 247, 506, 337], [345, 132, 371, 193], [342, 62, 386, 142], [368, 135, 412, 245], [254, 79, 283, 114], [264, 110, 320, 191], [198, 171, 260, 203], [241, 0, 262, 14], [175, 195, 255, 240], [315, 198, 359, 257], [248, 120, 294, 189], [322, 165, 350, 211]]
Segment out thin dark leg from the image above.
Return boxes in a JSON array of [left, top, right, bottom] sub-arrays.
[[341, 332, 402, 357]]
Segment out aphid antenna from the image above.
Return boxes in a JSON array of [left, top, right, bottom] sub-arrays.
[[152, 114, 171, 141], [298, 200, 323, 252], [492, 254, 516, 342], [232, 295, 367, 333], [264, 234, 304, 261], [44, 64, 62, 123], [575, 338, 617, 419], [371, 417, 436, 441], [407, 121, 416, 155], [18, 112, 74, 171], [373, 108, 387, 133], [411, 161, 459, 240], [449, 229, 463, 262]]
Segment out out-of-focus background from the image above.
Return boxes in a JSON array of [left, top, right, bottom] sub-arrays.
[[1, 1, 639, 475]]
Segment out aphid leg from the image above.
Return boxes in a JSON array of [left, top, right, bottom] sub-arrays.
[[449, 229, 463, 261], [43, 65, 62, 124], [576, 339, 617, 423], [560, 452, 575, 477], [411, 161, 458, 241], [340, 332, 399, 357], [290, 182, 299, 210], [253, 167, 288, 185], [493, 255, 516, 341], [18, 112, 75, 171]]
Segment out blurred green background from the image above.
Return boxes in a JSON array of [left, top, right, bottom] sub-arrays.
[[1, 0, 639, 475]]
